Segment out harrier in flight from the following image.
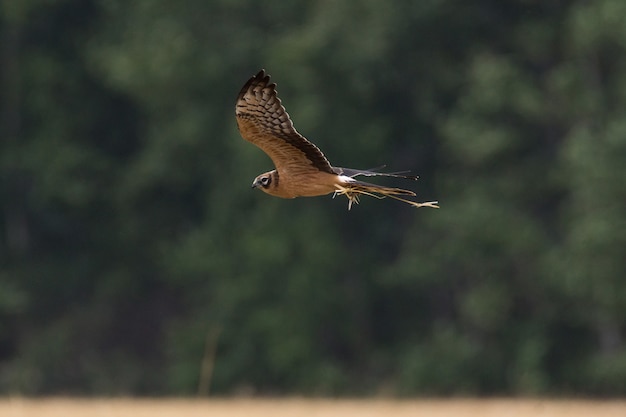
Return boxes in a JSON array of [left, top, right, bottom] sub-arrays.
[[235, 69, 439, 210]]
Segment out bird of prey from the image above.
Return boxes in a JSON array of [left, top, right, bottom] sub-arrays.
[[235, 69, 439, 210]]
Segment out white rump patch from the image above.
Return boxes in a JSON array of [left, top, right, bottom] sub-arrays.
[[338, 175, 355, 184]]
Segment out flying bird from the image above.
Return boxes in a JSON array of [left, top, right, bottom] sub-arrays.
[[235, 69, 439, 210]]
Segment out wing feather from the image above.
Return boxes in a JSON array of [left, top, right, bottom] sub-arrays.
[[334, 166, 419, 180], [235, 70, 334, 175]]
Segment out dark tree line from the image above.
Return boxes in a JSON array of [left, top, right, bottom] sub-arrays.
[[1, 0, 625, 396]]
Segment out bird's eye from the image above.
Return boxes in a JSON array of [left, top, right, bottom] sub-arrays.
[[261, 176, 270, 186]]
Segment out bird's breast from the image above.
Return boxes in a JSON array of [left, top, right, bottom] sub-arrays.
[[270, 171, 341, 198]]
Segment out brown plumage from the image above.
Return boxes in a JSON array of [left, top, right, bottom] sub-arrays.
[[235, 69, 439, 210]]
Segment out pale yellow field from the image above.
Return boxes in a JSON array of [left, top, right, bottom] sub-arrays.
[[1, 398, 625, 417]]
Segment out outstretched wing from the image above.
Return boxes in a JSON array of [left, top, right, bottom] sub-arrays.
[[334, 165, 419, 180], [236, 70, 334, 175]]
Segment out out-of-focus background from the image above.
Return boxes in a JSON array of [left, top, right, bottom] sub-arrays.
[[1, 0, 625, 397]]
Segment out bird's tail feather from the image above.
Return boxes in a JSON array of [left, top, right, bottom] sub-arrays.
[[333, 180, 439, 210]]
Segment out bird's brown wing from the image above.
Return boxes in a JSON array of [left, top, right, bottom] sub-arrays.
[[235, 70, 335, 175]]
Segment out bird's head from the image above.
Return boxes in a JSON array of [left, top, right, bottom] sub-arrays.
[[251, 170, 277, 193]]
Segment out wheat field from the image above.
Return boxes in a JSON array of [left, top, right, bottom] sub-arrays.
[[1, 398, 625, 417]]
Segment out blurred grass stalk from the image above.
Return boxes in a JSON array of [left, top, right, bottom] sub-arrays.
[[197, 325, 222, 396]]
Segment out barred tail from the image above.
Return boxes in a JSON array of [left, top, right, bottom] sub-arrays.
[[334, 180, 439, 210]]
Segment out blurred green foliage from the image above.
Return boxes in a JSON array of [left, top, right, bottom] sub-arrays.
[[1, 0, 625, 396]]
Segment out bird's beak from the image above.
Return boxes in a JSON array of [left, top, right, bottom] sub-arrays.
[[251, 179, 259, 189]]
